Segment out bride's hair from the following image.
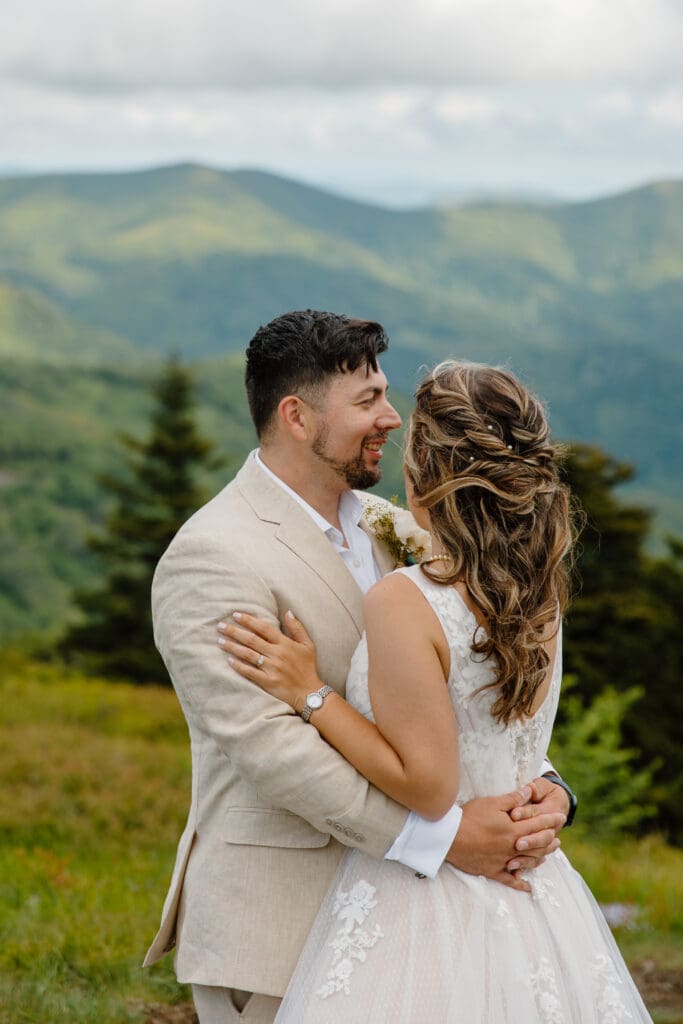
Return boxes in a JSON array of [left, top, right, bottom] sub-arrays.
[[404, 360, 578, 724]]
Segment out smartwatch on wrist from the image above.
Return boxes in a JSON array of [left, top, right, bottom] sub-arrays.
[[542, 771, 578, 827]]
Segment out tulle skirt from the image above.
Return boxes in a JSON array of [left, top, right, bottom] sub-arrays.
[[275, 848, 651, 1023]]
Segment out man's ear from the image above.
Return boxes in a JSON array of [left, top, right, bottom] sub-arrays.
[[277, 395, 315, 441]]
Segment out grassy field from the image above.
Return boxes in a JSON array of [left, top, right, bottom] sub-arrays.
[[1, 656, 681, 1023]]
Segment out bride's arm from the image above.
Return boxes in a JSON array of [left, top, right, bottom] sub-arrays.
[[219, 573, 460, 821]]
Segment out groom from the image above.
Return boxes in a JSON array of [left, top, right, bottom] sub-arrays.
[[144, 311, 571, 1023]]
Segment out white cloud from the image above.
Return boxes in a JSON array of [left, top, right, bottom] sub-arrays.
[[648, 90, 683, 126], [594, 91, 638, 118], [432, 93, 500, 126], [2, 0, 682, 92], [1, 1, 682, 204]]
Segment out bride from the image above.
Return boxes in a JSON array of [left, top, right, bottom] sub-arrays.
[[220, 360, 651, 1022]]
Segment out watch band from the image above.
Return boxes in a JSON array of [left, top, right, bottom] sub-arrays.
[[542, 771, 578, 827], [301, 685, 334, 723]]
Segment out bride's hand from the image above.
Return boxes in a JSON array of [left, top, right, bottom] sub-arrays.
[[217, 610, 322, 714]]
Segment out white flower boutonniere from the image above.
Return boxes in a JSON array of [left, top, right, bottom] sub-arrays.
[[363, 497, 432, 567]]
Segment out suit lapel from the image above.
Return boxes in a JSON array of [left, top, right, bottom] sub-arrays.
[[236, 453, 365, 636], [275, 510, 365, 635]]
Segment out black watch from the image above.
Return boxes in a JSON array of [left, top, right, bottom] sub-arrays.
[[542, 771, 578, 827]]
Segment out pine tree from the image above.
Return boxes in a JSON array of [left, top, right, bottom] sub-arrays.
[[562, 444, 683, 842], [61, 356, 224, 682]]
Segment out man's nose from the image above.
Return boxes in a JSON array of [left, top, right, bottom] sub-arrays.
[[377, 400, 402, 430]]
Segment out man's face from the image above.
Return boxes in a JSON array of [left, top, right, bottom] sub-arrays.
[[309, 363, 402, 490]]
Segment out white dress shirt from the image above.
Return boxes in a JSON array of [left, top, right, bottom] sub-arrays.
[[255, 451, 460, 876]]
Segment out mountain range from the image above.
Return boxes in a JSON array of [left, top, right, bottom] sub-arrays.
[[0, 164, 681, 640]]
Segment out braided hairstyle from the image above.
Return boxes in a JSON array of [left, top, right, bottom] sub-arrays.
[[404, 360, 578, 724]]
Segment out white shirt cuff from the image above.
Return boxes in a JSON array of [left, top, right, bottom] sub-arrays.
[[384, 802, 463, 878]]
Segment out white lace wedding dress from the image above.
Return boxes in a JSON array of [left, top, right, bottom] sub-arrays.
[[275, 565, 652, 1023]]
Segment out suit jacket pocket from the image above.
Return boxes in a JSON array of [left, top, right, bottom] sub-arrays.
[[222, 807, 331, 849]]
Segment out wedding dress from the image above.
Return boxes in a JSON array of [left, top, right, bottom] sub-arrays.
[[275, 565, 652, 1022]]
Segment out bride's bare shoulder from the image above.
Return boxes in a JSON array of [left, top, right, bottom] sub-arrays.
[[364, 570, 432, 621]]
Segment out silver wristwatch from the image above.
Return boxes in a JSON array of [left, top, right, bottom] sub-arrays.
[[301, 685, 334, 722]]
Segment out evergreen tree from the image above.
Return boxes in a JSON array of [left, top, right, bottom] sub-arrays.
[[562, 445, 653, 699], [562, 444, 683, 842], [61, 356, 224, 683]]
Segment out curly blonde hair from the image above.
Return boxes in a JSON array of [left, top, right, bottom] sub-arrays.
[[404, 360, 577, 724]]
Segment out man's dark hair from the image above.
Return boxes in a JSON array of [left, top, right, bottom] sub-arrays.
[[244, 310, 389, 438]]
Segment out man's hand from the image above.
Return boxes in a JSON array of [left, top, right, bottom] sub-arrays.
[[510, 775, 571, 825], [445, 785, 566, 892]]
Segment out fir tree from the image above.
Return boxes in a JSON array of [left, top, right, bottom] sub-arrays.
[[562, 444, 683, 842], [61, 356, 223, 682]]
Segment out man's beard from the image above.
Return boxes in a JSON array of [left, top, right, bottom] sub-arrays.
[[312, 424, 383, 490]]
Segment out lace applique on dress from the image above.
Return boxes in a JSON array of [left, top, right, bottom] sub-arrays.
[[529, 957, 566, 1024], [528, 871, 561, 908], [316, 880, 384, 999], [591, 954, 634, 1023], [508, 705, 553, 788], [494, 897, 514, 931]]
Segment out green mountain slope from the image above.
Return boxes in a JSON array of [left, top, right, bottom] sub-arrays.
[[0, 277, 140, 365], [0, 164, 681, 640], [0, 355, 255, 640]]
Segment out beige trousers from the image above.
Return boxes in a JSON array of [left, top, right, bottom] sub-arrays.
[[192, 985, 281, 1024]]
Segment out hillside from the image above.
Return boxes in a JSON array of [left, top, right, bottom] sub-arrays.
[[0, 164, 681, 640], [1, 656, 681, 1022]]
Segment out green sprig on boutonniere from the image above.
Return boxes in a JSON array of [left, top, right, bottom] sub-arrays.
[[363, 497, 431, 567]]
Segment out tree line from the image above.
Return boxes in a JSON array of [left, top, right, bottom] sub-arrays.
[[60, 359, 683, 844]]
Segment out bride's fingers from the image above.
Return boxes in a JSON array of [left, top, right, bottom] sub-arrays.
[[284, 610, 313, 645], [218, 637, 266, 667], [231, 611, 282, 642], [219, 621, 274, 655], [225, 653, 265, 684]]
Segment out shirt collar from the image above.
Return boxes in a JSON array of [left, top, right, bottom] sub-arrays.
[[254, 450, 363, 541]]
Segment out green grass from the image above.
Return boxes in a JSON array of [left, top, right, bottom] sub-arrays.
[[2, 655, 682, 1022], [0, 656, 192, 1023]]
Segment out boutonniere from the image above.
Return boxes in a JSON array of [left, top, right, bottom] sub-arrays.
[[363, 497, 432, 567]]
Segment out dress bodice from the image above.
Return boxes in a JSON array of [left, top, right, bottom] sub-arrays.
[[345, 564, 562, 800]]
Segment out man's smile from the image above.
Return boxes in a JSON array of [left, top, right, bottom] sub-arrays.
[[363, 435, 388, 459]]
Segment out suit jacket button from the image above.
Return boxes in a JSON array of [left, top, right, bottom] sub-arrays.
[[325, 818, 333, 826], [354, 832, 364, 842], [334, 823, 343, 831]]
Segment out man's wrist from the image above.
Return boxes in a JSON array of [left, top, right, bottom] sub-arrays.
[[542, 771, 578, 827]]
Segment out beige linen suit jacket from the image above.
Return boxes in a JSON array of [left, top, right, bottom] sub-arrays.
[[143, 452, 410, 996]]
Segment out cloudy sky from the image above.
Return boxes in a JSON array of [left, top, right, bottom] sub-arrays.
[[2, 0, 683, 205]]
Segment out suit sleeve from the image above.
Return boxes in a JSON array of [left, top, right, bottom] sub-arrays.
[[152, 534, 409, 859]]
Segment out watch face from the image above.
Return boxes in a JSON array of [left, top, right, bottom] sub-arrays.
[[307, 693, 324, 710]]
